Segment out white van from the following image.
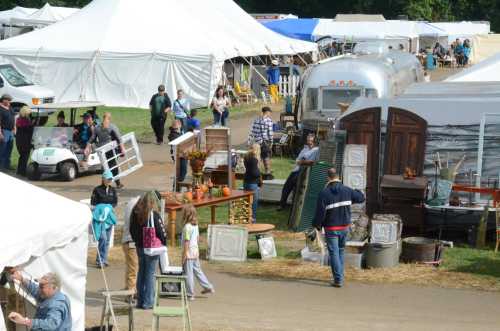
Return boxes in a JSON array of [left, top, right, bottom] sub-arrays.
[[0, 63, 55, 111]]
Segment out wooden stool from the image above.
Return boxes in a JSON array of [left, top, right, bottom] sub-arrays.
[[99, 290, 135, 331], [152, 275, 192, 331]]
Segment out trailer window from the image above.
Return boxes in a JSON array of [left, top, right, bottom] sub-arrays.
[[365, 88, 378, 98], [322, 89, 362, 110], [305, 88, 318, 110]]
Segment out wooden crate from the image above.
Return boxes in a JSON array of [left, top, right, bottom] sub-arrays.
[[205, 126, 230, 152]]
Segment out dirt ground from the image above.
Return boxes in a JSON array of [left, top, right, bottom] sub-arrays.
[[30, 70, 500, 331]]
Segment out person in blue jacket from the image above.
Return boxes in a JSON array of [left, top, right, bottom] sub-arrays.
[[266, 59, 280, 103], [313, 168, 365, 287], [8, 271, 71, 330]]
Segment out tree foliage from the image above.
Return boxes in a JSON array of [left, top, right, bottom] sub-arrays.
[[0, 0, 496, 31]]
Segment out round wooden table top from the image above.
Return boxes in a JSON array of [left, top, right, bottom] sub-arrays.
[[244, 223, 275, 234]]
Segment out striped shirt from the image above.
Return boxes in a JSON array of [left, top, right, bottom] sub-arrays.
[[249, 116, 273, 144]]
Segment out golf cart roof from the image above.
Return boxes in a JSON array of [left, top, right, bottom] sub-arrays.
[[33, 101, 105, 109]]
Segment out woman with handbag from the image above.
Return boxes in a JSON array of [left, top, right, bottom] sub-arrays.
[[130, 191, 167, 309], [243, 144, 262, 223]]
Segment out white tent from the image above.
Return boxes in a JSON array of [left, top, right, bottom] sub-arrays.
[[430, 21, 490, 42], [446, 52, 500, 82], [0, 173, 91, 331], [313, 20, 420, 40], [0, 0, 316, 108], [0, 6, 37, 24], [12, 3, 79, 25]]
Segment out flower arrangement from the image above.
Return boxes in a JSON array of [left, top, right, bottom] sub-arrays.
[[186, 150, 209, 161]]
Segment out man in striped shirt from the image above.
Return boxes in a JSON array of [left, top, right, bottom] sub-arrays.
[[248, 107, 274, 175], [313, 168, 365, 287]]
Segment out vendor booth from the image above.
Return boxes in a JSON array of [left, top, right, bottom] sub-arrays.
[[0, 173, 91, 331]]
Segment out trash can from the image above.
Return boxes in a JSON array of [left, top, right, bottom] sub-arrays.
[[365, 241, 400, 268]]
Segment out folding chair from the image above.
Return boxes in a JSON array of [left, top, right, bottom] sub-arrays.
[[152, 275, 192, 331]]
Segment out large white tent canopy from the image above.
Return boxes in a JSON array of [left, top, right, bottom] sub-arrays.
[[0, 0, 316, 108], [0, 173, 91, 331]]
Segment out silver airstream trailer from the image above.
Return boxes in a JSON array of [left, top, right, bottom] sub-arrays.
[[299, 49, 423, 130]]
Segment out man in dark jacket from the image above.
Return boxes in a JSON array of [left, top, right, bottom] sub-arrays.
[[313, 168, 365, 287], [149, 84, 171, 144]]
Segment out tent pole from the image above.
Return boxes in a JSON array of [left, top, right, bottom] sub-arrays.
[[290, 46, 308, 66], [249, 57, 253, 85], [241, 56, 267, 83], [235, 48, 268, 83]]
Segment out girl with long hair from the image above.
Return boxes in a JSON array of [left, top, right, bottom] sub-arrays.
[[130, 191, 166, 309], [181, 205, 214, 300]]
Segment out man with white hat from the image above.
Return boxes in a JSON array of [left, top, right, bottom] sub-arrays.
[[266, 59, 280, 103]]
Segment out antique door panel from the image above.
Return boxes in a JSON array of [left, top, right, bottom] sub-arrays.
[[340, 107, 381, 215], [385, 107, 427, 176]]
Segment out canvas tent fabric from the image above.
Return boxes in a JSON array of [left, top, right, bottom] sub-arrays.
[[470, 34, 500, 64], [313, 20, 420, 41], [0, 6, 37, 24], [12, 3, 79, 25], [430, 22, 490, 42], [446, 53, 500, 82], [0, 0, 316, 109], [263, 18, 320, 41], [0, 173, 91, 331]]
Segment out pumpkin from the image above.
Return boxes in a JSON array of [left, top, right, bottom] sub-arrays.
[[200, 184, 209, 193], [184, 191, 193, 202], [222, 186, 231, 197]]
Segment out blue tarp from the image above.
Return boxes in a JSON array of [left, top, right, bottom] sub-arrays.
[[263, 18, 319, 42]]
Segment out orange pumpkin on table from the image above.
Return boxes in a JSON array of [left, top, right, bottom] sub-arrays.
[[222, 186, 231, 197], [200, 184, 209, 193], [184, 191, 193, 202]]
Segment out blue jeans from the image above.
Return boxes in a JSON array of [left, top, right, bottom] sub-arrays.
[[136, 249, 159, 309], [213, 110, 229, 126], [96, 226, 112, 266], [0, 129, 14, 170], [243, 183, 259, 223], [176, 117, 187, 133], [325, 230, 348, 284]]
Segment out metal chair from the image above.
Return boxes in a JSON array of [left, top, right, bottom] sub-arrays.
[[152, 275, 192, 331]]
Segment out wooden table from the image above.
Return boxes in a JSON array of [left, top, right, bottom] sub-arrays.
[[161, 190, 253, 246]]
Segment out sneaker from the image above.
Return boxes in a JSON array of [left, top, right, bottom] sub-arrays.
[[330, 281, 343, 288], [201, 288, 215, 295]]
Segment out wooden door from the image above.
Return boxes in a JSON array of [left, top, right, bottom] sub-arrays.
[[340, 107, 381, 215], [384, 107, 427, 176]]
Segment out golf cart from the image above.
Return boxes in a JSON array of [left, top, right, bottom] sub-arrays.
[[27, 101, 104, 181]]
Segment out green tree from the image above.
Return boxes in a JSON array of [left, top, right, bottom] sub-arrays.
[[405, 0, 454, 21]]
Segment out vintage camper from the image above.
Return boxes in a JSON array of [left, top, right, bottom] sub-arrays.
[[299, 49, 423, 130]]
